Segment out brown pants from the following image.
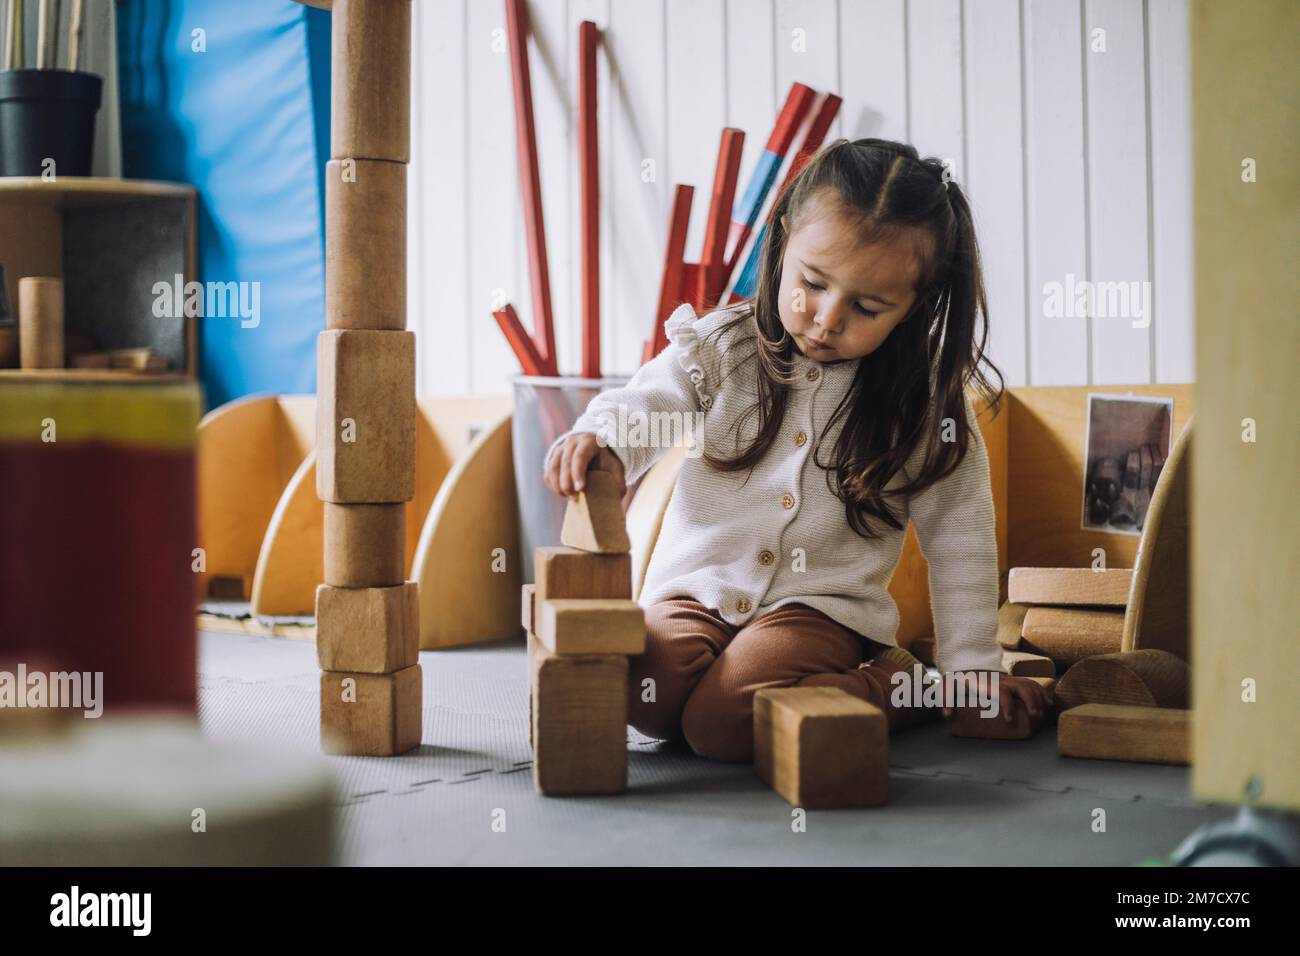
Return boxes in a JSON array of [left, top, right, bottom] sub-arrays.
[[628, 597, 924, 762]]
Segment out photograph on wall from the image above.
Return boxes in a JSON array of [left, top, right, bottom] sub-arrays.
[[1081, 394, 1174, 535]]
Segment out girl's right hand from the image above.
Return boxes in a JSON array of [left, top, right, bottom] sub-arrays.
[[544, 433, 626, 501]]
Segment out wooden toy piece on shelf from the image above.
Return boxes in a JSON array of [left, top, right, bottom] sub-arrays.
[[528, 634, 628, 796], [1020, 606, 1124, 667], [1008, 567, 1133, 607], [560, 468, 631, 554], [536, 598, 645, 656], [315, 581, 419, 674], [1057, 703, 1190, 766], [534, 546, 632, 602], [18, 276, 63, 369], [320, 664, 423, 757], [754, 687, 889, 809], [948, 677, 1057, 741], [1054, 649, 1189, 711]]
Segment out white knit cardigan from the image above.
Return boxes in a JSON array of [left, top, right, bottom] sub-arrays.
[[545, 302, 1004, 675]]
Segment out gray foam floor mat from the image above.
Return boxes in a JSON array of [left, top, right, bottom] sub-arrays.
[[199, 631, 1233, 865]]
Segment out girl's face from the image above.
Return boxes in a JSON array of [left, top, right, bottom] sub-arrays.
[[777, 198, 923, 363]]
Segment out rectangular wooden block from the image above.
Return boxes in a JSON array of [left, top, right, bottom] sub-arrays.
[[1008, 567, 1133, 607], [316, 329, 415, 502], [323, 502, 405, 587], [316, 581, 418, 673], [534, 546, 631, 601], [537, 599, 645, 656], [1057, 703, 1190, 765], [521, 583, 535, 634], [320, 664, 422, 756], [560, 469, 631, 553], [753, 687, 888, 809], [1021, 606, 1125, 666], [325, 159, 406, 330], [1002, 649, 1056, 678], [331, 0, 411, 162], [949, 677, 1057, 740], [996, 601, 1029, 649], [529, 633, 628, 795]]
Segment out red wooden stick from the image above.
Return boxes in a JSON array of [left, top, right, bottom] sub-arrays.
[[781, 92, 842, 194], [493, 303, 553, 377], [579, 20, 601, 379], [699, 128, 745, 310], [505, 0, 557, 373], [647, 184, 694, 359]]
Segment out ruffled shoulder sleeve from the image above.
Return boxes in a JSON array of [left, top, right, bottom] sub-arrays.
[[663, 302, 714, 411]]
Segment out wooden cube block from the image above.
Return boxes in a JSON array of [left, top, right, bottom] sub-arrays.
[[1020, 606, 1124, 667], [1002, 649, 1056, 678], [1057, 703, 1190, 765], [315, 582, 418, 673], [325, 159, 406, 331], [753, 687, 888, 809], [534, 546, 631, 602], [316, 329, 415, 502], [529, 634, 628, 795], [948, 677, 1057, 740], [331, 0, 411, 162], [996, 601, 1029, 649], [537, 599, 645, 656], [560, 469, 630, 553], [320, 664, 422, 756], [323, 502, 405, 587], [1055, 649, 1189, 711], [521, 583, 535, 634], [1008, 567, 1133, 607]]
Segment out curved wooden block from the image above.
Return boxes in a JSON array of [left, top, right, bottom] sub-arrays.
[[1122, 418, 1192, 658], [250, 452, 324, 617], [413, 411, 520, 648], [626, 446, 686, 601]]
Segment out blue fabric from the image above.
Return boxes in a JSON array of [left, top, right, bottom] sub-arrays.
[[117, 0, 329, 408]]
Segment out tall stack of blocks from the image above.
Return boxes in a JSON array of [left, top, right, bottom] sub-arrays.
[[523, 471, 644, 795], [316, 0, 421, 756]]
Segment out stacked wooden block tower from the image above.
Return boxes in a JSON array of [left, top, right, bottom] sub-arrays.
[[316, 0, 420, 756], [522, 472, 645, 795]]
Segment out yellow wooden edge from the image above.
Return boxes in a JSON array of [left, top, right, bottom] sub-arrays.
[[250, 451, 323, 617], [626, 445, 687, 601], [0, 380, 198, 448]]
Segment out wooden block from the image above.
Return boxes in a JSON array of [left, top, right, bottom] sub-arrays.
[[331, 0, 411, 162], [560, 470, 631, 553], [1057, 703, 1190, 765], [996, 601, 1028, 649], [520, 583, 535, 634], [1055, 649, 1189, 711], [316, 329, 415, 502], [107, 347, 167, 371], [1008, 567, 1133, 607], [949, 677, 1057, 740], [18, 277, 63, 369], [325, 159, 406, 331], [323, 502, 405, 587], [320, 664, 422, 755], [753, 687, 888, 809], [1002, 649, 1056, 677], [315, 581, 418, 673], [1020, 606, 1124, 667], [909, 633, 937, 666], [537, 599, 645, 656], [70, 351, 110, 369], [529, 634, 628, 795], [534, 546, 631, 601]]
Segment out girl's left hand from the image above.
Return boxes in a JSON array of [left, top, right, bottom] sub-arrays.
[[941, 671, 1055, 721]]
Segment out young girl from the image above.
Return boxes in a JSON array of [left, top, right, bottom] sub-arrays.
[[543, 138, 1052, 762]]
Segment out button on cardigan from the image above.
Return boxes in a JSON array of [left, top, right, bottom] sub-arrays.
[[544, 302, 1004, 675]]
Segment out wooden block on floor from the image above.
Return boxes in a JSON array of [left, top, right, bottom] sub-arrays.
[[1008, 567, 1133, 607], [753, 687, 888, 809], [1002, 649, 1056, 678], [1055, 649, 1189, 711], [537, 599, 645, 655], [521, 583, 535, 634], [323, 502, 405, 587], [996, 601, 1028, 649], [320, 664, 422, 756], [948, 677, 1057, 740], [315, 581, 418, 673], [529, 633, 628, 796], [325, 158, 406, 331], [1020, 606, 1124, 667], [560, 470, 631, 553], [534, 546, 631, 601], [331, 0, 411, 163], [316, 329, 415, 502], [1057, 703, 1190, 765]]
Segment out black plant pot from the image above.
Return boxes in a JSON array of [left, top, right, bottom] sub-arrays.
[[0, 69, 103, 177]]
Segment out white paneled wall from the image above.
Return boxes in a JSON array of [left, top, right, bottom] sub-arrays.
[[408, 0, 1193, 396]]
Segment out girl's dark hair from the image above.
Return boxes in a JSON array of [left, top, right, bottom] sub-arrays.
[[701, 137, 1004, 538]]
